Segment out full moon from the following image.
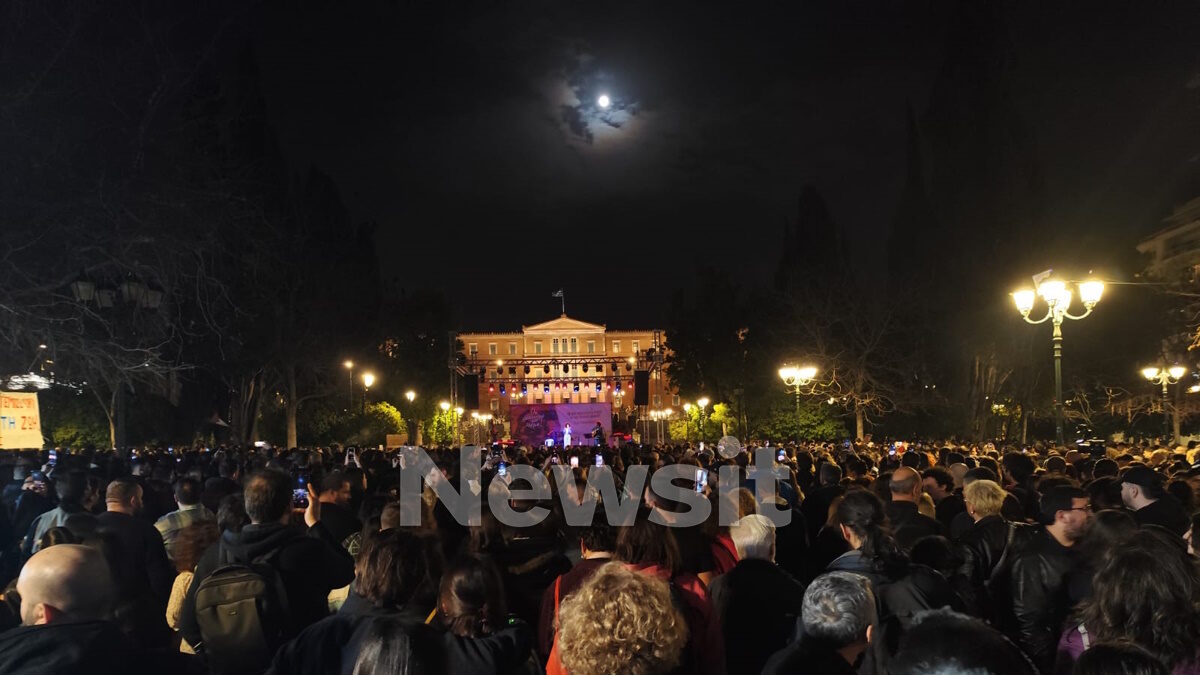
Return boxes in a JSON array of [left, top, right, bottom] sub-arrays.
[[597, 94, 611, 109]]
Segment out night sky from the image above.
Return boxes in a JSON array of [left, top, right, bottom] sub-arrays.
[[249, 1, 1200, 330]]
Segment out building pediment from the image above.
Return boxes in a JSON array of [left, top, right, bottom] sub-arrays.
[[522, 315, 606, 334]]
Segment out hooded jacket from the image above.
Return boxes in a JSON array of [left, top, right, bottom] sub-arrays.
[[177, 520, 355, 649], [266, 602, 534, 675], [0, 620, 201, 675]]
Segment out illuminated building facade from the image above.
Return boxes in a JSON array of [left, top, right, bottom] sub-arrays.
[[453, 314, 677, 427]]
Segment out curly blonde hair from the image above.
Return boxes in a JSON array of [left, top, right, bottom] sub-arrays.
[[556, 562, 689, 675]]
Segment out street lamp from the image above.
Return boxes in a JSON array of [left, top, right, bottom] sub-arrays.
[[405, 390, 416, 403], [67, 271, 163, 450], [440, 400, 450, 411], [683, 402, 693, 441], [343, 361, 354, 411], [778, 364, 819, 440], [1141, 364, 1187, 444], [1012, 275, 1105, 445], [696, 398, 710, 443], [361, 372, 375, 414]]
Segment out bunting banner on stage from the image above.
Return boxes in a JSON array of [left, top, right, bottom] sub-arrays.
[[0, 392, 43, 450], [509, 402, 611, 447]]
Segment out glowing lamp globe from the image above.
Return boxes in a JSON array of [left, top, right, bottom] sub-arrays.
[[1013, 289, 1036, 315], [1079, 280, 1105, 307], [1038, 279, 1066, 306]]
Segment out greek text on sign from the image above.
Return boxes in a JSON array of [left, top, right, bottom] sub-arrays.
[[0, 392, 43, 450]]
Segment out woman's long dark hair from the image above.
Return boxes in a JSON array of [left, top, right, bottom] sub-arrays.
[[1078, 531, 1200, 669], [614, 507, 681, 575], [351, 616, 423, 675], [438, 553, 507, 638], [836, 489, 906, 576]]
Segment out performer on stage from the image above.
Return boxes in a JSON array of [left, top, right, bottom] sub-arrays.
[[562, 423, 572, 447], [591, 421, 605, 447]]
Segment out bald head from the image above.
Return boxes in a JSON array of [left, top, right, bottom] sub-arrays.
[[889, 467, 922, 503], [17, 544, 113, 625]]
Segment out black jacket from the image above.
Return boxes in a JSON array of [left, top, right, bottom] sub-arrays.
[[0, 620, 200, 675], [96, 510, 177, 647], [1006, 527, 1078, 674], [935, 493, 966, 532], [762, 634, 859, 675], [1133, 497, 1190, 536], [709, 558, 806, 675], [178, 520, 355, 648], [316, 501, 362, 546], [493, 535, 572, 632], [266, 603, 534, 675], [885, 500, 943, 551], [95, 511, 176, 605], [877, 564, 964, 631], [957, 516, 1035, 621], [801, 484, 845, 540]]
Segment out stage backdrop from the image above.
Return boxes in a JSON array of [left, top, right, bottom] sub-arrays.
[[509, 403, 611, 447]]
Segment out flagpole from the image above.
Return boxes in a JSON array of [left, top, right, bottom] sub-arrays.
[[561, 291, 566, 315]]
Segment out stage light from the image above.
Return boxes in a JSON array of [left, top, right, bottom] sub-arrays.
[[500, 385, 506, 395], [488, 384, 494, 393], [596, 383, 602, 392], [543, 365, 550, 374], [574, 383, 580, 392]]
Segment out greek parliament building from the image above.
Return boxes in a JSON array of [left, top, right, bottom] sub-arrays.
[[452, 315, 678, 437]]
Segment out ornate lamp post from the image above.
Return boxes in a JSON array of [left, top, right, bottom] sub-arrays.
[[361, 373, 375, 414], [696, 397, 710, 443], [778, 365, 819, 440], [343, 361, 354, 411], [1141, 364, 1186, 444], [1012, 276, 1105, 446]]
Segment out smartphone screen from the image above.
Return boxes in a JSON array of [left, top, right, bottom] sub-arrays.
[[47, 450, 57, 466], [569, 456, 579, 468], [292, 488, 309, 508], [594, 453, 604, 467], [777, 449, 786, 462], [695, 468, 708, 492], [498, 462, 508, 477]]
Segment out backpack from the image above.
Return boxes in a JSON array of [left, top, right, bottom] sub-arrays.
[[193, 545, 291, 675]]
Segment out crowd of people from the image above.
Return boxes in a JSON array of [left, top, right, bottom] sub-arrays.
[[0, 437, 1198, 675]]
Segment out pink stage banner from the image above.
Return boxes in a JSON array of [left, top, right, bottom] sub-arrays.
[[509, 403, 612, 447]]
